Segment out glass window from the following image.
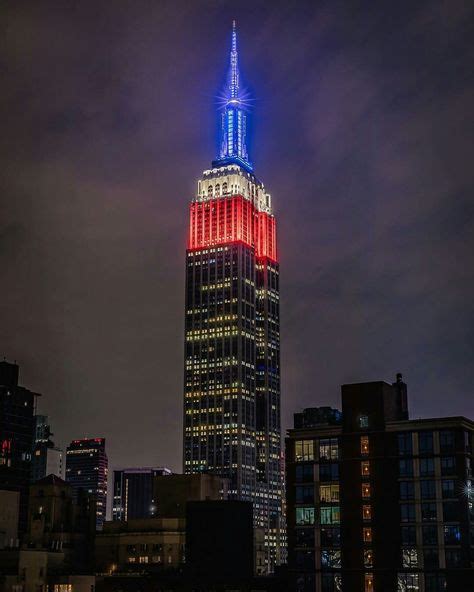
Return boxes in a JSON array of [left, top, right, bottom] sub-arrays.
[[440, 456, 455, 476], [400, 504, 416, 522], [364, 549, 373, 568], [420, 480, 436, 499], [419, 431, 434, 454], [362, 483, 371, 498], [443, 524, 461, 544], [425, 574, 446, 592], [319, 438, 339, 460], [295, 527, 315, 548], [442, 501, 459, 522], [423, 548, 439, 569], [401, 526, 416, 545], [296, 507, 315, 526], [397, 573, 419, 591], [398, 432, 413, 456], [320, 463, 339, 481], [441, 479, 455, 498], [399, 458, 414, 477], [295, 440, 314, 461], [364, 573, 374, 592], [362, 505, 372, 521], [363, 527, 372, 543], [445, 549, 462, 568], [321, 574, 342, 592], [320, 484, 339, 503], [296, 485, 314, 504], [402, 548, 418, 567], [400, 481, 415, 500], [421, 503, 437, 522], [439, 430, 455, 452], [420, 458, 435, 476], [295, 550, 315, 570], [361, 461, 370, 476], [360, 436, 369, 456], [321, 549, 341, 568], [320, 527, 340, 546], [422, 525, 438, 545], [359, 415, 369, 428], [321, 507, 340, 525], [295, 464, 313, 483]]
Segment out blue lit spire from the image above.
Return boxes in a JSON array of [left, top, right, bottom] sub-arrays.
[[212, 21, 253, 172]]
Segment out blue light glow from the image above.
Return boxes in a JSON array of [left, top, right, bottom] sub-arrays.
[[212, 21, 253, 172]]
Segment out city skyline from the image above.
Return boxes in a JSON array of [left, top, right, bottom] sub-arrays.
[[2, 0, 473, 478]]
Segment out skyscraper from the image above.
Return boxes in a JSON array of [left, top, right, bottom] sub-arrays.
[[31, 415, 64, 482], [65, 438, 108, 529], [183, 23, 282, 572]]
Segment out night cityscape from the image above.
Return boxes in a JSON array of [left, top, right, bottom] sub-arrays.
[[1, 2, 473, 592]]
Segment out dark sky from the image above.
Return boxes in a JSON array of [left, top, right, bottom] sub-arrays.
[[2, 1, 473, 478]]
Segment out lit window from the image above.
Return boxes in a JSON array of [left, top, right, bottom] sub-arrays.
[[363, 528, 372, 543], [362, 483, 371, 498], [295, 440, 314, 462], [397, 573, 419, 591], [364, 573, 374, 592], [319, 438, 339, 460], [321, 549, 342, 568], [361, 436, 369, 456], [320, 484, 339, 503], [362, 505, 372, 521], [296, 507, 315, 526], [402, 548, 418, 567], [361, 461, 370, 476], [359, 415, 369, 428], [364, 549, 373, 567]]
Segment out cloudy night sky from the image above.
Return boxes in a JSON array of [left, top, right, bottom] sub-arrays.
[[1, 0, 473, 476]]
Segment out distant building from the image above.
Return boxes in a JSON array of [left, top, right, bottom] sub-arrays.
[[112, 467, 172, 521], [286, 374, 474, 592], [0, 490, 19, 549], [0, 361, 39, 533], [31, 415, 64, 482], [66, 438, 108, 529]]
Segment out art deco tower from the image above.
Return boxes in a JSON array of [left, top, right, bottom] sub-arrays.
[[183, 23, 282, 571]]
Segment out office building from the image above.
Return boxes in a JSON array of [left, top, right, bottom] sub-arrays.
[[0, 361, 39, 533], [182, 22, 283, 572], [31, 415, 64, 482], [66, 438, 108, 529], [286, 374, 473, 592], [112, 467, 172, 521]]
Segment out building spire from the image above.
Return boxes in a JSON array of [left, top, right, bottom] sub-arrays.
[[212, 21, 252, 173]]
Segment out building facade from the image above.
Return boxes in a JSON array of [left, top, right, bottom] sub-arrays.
[[112, 467, 172, 521], [286, 375, 474, 592], [66, 438, 108, 529], [182, 23, 283, 572], [31, 415, 64, 482], [0, 361, 39, 533]]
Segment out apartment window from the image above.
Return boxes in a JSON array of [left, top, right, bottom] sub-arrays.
[[400, 481, 415, 500], [363, 528, 372, 543], [295, 440, 314, 461], [364, 573, 374, 592], [420, 480, 436, 499], [423, 548, 439, 569], [439, 430, 455, 452], [445, 549, 462, 568], [402, 548, 418, 567], [359, 415, 369, 428], [398, 432, 413, 456], [320, 527, 340, 546], [444, 525, 462, 548], [421, 502, 437, 522], [360, 436, 369, 456], [321, 549, 341, 568], [296, 507, 315, 526], [321, 506, 340, 525], [295, 464, 314, 483], [401, 526, 416, 545], [361, 461, 370, 476], [362, 505, 372, 521], [397, 574, 419, 591], [320, 484, 339, 503], [442, 501, 459, 522], [319, 438, 339, 460], [296, 550, 315, 570], [440, 456, 456, 476], [420, 458, 435, 476], [362, 483, 371, 498], [138, 556, 148, 564], [296, 485, 314, 504], [295, 527, 315, 548], [399, 458, 414, 477], [422, 525, 438, 545], [320, 463, 339, 481], [419, 431, 434, 454], [425, 574, 447, 592], [400, 504, 416, 522], [321, 574, 342, 592], [364, 549, 373, 567], [441, 479, 455, 498]]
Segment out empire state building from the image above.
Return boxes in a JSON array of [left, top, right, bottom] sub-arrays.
[[183, 22, 283, 571]]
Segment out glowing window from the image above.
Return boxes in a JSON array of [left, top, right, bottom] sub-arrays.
[[361, 461, 370, 476], [364, 573, 374, 592], [361, 436, 369, 456], [362, 505, 372, 521], [295, 440, 314, 462], [362, 483, 371, 498], [363, 528, 372, 543], [364, 549, 373, 568]]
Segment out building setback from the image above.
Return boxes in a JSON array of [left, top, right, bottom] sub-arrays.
[[112, 467, 172, 521], [66, 438, 108, 529], [182, 22, 283, 573], [286, 375, 473, 592]]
